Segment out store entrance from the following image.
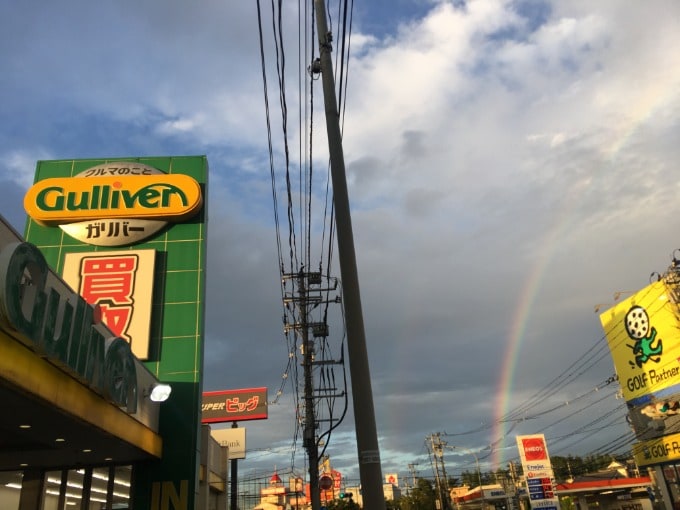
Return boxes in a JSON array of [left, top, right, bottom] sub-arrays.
[[0, 465, 132, 510]]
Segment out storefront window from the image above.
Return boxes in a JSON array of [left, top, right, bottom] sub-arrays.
[[0, 471, 23, 510], [108, 465, 132, 509], [662, 464, 680, 510], [42, 470, 65, 510], [41, 465, 132, 510], [0, 465, 133, 509], [89, 467, 111, 507]]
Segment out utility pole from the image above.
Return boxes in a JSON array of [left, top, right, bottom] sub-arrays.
[[430, 434, 451, 510], [300, 270, 321, 510], [408, 463, 419, 493], [312, 1, 386, 510], [439, 444, 451, 509], [429, 435, 444, 510], [508, 461, 518, 510], [283, 270, 341, 510]]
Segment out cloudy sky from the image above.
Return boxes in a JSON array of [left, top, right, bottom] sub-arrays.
[[2, 0, 680, 487]]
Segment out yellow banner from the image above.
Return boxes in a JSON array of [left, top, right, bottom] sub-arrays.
[[600, 281, 680, 402], [633, 432, 680, 467], [24, 174, 203, 225]]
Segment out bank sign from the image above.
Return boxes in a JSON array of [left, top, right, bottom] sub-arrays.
[[24, 162, 203, 246], [210, 427, 247, 460], [600, 281, 680, 405]]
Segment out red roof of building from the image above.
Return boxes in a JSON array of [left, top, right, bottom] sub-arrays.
[[556, 476, 651, 494]]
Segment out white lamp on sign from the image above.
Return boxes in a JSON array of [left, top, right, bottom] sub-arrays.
[[147, 383, 172, 403]]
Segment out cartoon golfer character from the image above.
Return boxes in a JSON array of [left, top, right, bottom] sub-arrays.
[[625, 305, 662, 368]]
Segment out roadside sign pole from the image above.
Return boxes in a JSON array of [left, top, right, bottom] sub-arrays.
[[230, 421, 238, 510]]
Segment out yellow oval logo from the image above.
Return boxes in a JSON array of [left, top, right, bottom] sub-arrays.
[[24, 174, 203, 225]]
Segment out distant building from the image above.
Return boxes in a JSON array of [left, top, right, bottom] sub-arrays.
[[555, 461, 653, 510], [451, 483, 509, 510], [252, 472, 307, 510], [384, 482, 402, 501]]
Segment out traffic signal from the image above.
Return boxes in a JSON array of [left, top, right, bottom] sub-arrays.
[[339, 491, 353, 499], [641, 401, 680, 418]]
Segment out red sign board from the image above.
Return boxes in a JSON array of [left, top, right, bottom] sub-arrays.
[[332, 470, 342, 490], [201, 387, 268, 423], [522, 437, 548, 461]]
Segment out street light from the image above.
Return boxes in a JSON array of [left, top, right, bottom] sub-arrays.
[[446, 446, 484, 510]]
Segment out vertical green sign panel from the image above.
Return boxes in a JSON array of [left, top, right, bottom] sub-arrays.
[[24, 156, 208, 510]]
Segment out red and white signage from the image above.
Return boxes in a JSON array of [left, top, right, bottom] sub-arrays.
[[63, 249, 155, 360], [521, 436, 548, 461], [332, 470, 342, 490], [201, 387, 268, 423], [516, 434, 558, 510]]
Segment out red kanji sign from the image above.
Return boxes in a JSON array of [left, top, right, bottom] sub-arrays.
[[79, 254, 138, 342], [63, 249, 156, 361], [81, 256, 137, 304]]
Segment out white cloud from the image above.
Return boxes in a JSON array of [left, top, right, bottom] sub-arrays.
[[3, 149, 52, 189], [155, 116, 201, 136]]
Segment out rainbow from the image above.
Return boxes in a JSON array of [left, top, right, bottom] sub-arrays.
[[491, 220, 565, 468], [490, 73, 679, 468]]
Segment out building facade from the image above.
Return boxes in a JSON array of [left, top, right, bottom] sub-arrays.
[[0, 156, 210, 509]]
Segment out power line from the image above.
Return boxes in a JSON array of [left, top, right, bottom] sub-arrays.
[[256, 1, 357, 492]]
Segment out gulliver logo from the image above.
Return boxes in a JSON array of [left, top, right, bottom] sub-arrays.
[[522, 437, 547, 461], [25, 175, 201, 223], [625, 305, 662, 368], [24, 162, 203, 246]]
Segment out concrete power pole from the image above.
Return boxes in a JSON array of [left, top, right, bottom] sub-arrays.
[[312, 1, 386, 509], [300, 270, 321, 510], [408, 463, 419, 493], [430, 434, 452, 510], [429, 435, 444, 510], [283, 270, 341, 510]]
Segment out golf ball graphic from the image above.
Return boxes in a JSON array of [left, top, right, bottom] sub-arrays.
[[626, 306, 649, 339]]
